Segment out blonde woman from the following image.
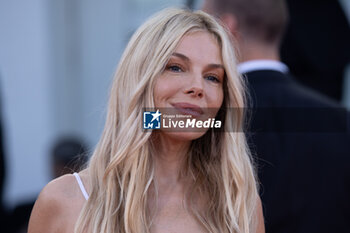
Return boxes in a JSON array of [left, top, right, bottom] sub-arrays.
[[28, 8, 264, 233]]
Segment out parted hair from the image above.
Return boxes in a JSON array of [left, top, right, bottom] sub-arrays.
[[75, 8, 259, 233]]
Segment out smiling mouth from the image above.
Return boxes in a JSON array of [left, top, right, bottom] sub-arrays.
[[171, 103, 204, 117]]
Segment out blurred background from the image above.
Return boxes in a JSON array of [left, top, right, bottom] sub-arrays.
[[0, 0, 349, 232]]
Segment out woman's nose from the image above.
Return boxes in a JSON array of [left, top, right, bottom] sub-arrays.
[[184, 72, 204, 98]]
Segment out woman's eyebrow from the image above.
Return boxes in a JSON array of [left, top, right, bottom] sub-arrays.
[[172, 52, 224, 69], [172, 52, 190, 62], [207, 64, 224, 70]]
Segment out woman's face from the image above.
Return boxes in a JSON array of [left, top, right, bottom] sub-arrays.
[[153, 31, 225, 141]]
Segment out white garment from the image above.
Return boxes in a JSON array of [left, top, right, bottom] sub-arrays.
[[237, 59, 289, 74], [73, 172, 89, 200]]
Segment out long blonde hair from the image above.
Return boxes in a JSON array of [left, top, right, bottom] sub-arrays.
[[75, 8, 258, 233]]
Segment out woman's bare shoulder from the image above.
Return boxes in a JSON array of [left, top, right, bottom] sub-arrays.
[[28, 173, 86, 233]]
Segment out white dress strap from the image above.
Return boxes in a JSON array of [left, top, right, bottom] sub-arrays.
[[73, 172, 89, 200]]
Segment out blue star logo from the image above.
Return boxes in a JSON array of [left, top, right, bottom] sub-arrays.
[[143, 110, 161, 129]]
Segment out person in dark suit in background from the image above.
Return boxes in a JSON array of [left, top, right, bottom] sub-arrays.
[[203, 0, 350, 232], [281, 0, 350, 102]]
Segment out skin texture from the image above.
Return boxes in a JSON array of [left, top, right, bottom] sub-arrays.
[[150, 31, 224, 233], [153, 31, 224, 143], [28, 31, 264, 233], [28, 170, 90, 233]]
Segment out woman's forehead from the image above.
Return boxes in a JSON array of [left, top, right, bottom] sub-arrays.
[[172, 31, 223, 65]]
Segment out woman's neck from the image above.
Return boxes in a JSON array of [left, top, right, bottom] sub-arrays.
[[152, 134, 191, 186]]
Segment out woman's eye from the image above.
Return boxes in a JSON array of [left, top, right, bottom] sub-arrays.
[[167, 65, 183, 72], [206, 75, 220, 83]]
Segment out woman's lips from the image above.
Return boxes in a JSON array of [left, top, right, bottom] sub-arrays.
[[171, 102, 204, 117]]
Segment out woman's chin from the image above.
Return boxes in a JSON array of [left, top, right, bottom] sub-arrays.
[[158, 130, 207, 142]]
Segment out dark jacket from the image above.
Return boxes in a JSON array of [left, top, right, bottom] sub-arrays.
[[245, 70, 350, 233]]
